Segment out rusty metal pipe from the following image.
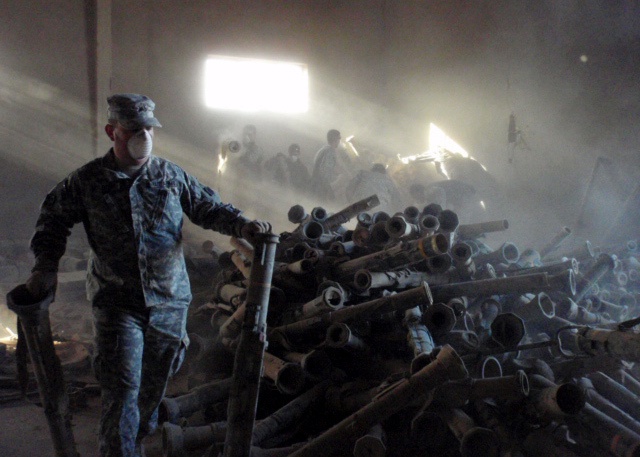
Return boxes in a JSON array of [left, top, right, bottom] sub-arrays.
[[456, 219, 509, 239], [223, 232, 279, 457], [6, 285, 79, 457], [288, 345, 468, 457]]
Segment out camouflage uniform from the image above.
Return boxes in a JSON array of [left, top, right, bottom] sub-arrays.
[[31, 149, 249, 456], [345, 168, 404, 214], [311, 145, 338, 201]]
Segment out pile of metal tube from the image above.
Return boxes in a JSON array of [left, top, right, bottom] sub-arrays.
[[161, 194, 640, 457]]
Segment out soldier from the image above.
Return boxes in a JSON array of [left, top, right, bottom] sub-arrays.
[[311, 129, 352, 202], [263, 143, 311, 193], [237, 123, 265, 179], [25, 93, 270, 457], [285, 143, 311, 193], [345, 163, 403, 214]]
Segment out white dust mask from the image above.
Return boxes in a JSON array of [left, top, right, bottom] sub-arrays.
[[127, 129, 153, 160]]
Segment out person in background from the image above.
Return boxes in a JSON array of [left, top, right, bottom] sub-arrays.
[[263, 143, 312, 195], [345, 162, 403, 213], [311, 129, 351, 202], [25, 93, 270, 457], [285, 143, 311, 193], [238, 123, 265, 179]]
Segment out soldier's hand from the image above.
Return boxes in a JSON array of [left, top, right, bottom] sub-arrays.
[[240, 220, 272, 243], [25, 271, 58, 300]]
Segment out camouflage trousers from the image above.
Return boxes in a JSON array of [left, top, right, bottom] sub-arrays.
[[92, 304, 188, 457]]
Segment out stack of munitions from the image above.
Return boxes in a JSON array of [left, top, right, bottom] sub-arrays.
[[161, 194, 640, 457]]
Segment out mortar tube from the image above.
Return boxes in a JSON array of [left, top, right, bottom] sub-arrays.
[[287, 204, 307, 224], [403, 205, 421, 223], [426, 253, 453, 275], [252, 380, 332, 447], [355, 212, 373, 229], [513, 292, 556, 324], [334, 232, 449, 277], [159, 377, 233, 424], [352, 226, 371, 247], [223, 232, 279, 457], [270, 282, 433, 338], [218, 303, 246, 347], [508, 258, 579, 277], [571, 326, 640, 362], [516, 248, 542, 268], [574, 253, 616, 303], [429, 270, 576, 303], [281, 349, 332, 379], [456, 219, 509, 240], [322, 194, 380, 231], [328, 240, 356, 256], [489, 313, 525, 349], [440, 408, 501, 457], [577, 377, 640, 436], [438, 209, 460, 233], [325, 323, 370, 353], [539, 226, 573, 259], [231, 251, 251, 278], [422, 302, 457, 337], [353, 269, 425, 292], [385, 214, 421, 240], [588, 371, 640, 421], [618, 369, 640, 397], [474, 242, 520, 266], [6, 284, 79, 457], [478, 356, 503, 379], [262, 351, 306, 396], [310, 206, 328, 222], [163, 421, 227, 457], [434, 370, 529, 408], [216, 283, 247, 304], [451, 241, 476, 281], [528, 375, 586, 419], [230, 236, 255, 260], [571, 403, 640, 457], [368, 221, 391, 247], [299, 286, 344, 319], [353, 424, 386, 457], [288, 345, 468, 457], [419, 214, 440, 236], [545, 240, 596, 263]]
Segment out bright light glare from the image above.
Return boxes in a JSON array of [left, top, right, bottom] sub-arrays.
[[428, 123, 469, 158], [398, 123, 470, 165], [203, 56, 308, 113]]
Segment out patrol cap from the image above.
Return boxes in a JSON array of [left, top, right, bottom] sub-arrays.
[[107, 93, 162, 129]]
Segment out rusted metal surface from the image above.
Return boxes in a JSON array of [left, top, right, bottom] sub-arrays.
[[161, 197, 640, 457]]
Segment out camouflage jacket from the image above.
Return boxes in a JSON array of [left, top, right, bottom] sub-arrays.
[[31, 149, 249, 308]]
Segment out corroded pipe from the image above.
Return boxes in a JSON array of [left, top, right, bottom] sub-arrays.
[[262, 352, 306, 396], [456, 219, 509, 239], [6, 285, 79, 457], [429, 270, 576, 303], [289, 345, 468, 457], [159, 377, 233, 424], [223, 232, 279, 457]]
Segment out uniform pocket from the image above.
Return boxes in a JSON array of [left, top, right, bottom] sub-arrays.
[[146, 179, 182, 231]]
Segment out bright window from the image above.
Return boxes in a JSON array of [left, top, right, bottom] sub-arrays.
[[203, 55, 309, 113]]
